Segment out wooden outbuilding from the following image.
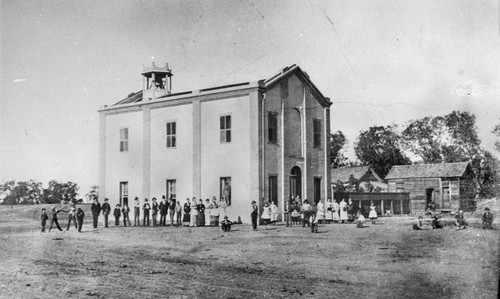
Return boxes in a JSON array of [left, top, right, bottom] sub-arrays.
[[385, 162, 476, 212]]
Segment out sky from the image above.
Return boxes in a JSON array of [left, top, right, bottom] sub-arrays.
[[1, 0, 500, 195]]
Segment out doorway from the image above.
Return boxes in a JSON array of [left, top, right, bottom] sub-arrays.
[[290, 166, 302, 202]]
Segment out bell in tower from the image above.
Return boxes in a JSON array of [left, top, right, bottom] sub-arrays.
[[142, 62, 173, 101]]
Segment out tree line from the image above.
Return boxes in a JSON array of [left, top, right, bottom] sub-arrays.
[[331, 111, 500, 198], [0, 180, 90, 205]]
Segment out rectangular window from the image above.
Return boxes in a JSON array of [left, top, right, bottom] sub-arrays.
[[280, 79, 288, 99], [220, 115, 231, 143], [268, 113, 278, 144], [313, 119, 322, 148], [269, 175, 278, 205], [166, 122, 176, 148], [220, 177, 231, 206], [166, 179, 176, 201], [314, 177, 321, 204], [120, 181, 128, 206], [396, 181, 404, 192], [120, 128, 128, 152]]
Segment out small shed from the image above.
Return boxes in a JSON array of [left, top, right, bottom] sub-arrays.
[[385, 162, 476, 212], [331, 166, 387, 192]]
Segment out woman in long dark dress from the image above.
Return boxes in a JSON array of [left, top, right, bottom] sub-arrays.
[[197, 199, 206, 226], [182, 198, 191, 226]]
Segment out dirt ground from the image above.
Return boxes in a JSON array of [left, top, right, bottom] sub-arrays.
[[0, 204, 498, 299]]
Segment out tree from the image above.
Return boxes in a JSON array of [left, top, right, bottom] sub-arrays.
[[85, 185, 99, 202], [402, 116, 444, 163], [354, 125, 411, 179], [330, 131, 349, 168], [43, 180, 79, 204], [493, 118, 500, 152], [0, 180, 43, 205], [478, 151, 500, 198]]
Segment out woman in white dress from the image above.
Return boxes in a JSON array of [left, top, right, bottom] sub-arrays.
[[369, 201, 378, 224], [261, 202, 271, 225], [339, 199, 348, 223], [324, 198, 333, 223], [316, 201, 325, 224], [332, 199, 340, 223], [190, 197, 198, 227], [270, 201, 278, 225]]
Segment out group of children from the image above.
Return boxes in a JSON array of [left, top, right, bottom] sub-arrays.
[[39, 204, 85, 233], [412, 207, 494, 230]]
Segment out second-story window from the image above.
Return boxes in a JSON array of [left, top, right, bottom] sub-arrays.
[[166, 122, 176, 148], [220, 115, 231, 143], [120, 128, 128, 152], [268, 112, 278, 143], [313, 118, 322, 148]]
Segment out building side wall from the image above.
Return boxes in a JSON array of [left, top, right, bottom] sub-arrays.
[[200, 94, 256, 223], [104, 111, 143, 207], [149, 103, 194, 202]]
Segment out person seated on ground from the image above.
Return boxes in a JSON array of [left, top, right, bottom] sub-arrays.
[[431, 215, 443, 229], [413, 216, 424, 230], [454, 209, 467, 230], [356, 211, 365, 228], [221, 216, 232, 232], [482, 207, 494, 229]]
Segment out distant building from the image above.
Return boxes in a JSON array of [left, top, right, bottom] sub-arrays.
[[385, 162, 476, 212], [98, 64, 332, 223], [331, 166, 387, 192]]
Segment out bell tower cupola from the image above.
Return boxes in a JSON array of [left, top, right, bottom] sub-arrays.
[[142, 62, 173, 101]]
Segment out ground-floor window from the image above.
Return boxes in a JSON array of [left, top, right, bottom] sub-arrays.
[[269, 175, 278, 205], [120, 181, 128, 206], [166, 179, 176, 201], [314, 177, 321, 204], [220, 177, 231, 206]]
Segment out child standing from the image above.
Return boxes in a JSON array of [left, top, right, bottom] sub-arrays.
[[369, 201, 378, 225], [40, 208, 48, 232], [76, 207, 85, 233], [113, 204, 121, 227], [66, 203, 77, 231], [175, 201, 182, 227], [122, 204, 131, 227]]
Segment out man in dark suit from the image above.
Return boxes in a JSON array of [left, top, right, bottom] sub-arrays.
[[151, 197, 159, 227], [159, 195, 168, 226], [91, 197, 101, 229], [101, 198, 111, 228], [168, 196, 176, 226]]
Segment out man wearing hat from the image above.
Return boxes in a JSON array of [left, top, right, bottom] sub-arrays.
[[101, 198, 111, 228], [142, 198, 151, 226], [90, 197, 101, 229], [133, 197, 140, 226]]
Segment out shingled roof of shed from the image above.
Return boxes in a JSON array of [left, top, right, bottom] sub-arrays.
[[331, 166, 384, 183], [385, 162, 470, 180]]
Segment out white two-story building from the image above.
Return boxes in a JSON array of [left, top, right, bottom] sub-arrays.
[[98, 63, 332, 223]]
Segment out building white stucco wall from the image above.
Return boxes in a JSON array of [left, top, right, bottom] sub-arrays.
[[200, 94, 258, 223], [149, 103, 194, 202], [104, 110, 143, 207]]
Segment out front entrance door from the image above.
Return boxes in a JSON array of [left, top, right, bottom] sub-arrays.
[[442, 187, 450, 209], [290, 166, 302, 202]]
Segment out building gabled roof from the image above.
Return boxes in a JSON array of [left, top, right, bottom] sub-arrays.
[[385, 162, 470, 180], [263, 65, 332, 108], [331, 166, 384, 184], [110, 64, 331, 107]]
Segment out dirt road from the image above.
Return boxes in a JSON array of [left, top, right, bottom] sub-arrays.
[[0, 205, 498, 298]]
